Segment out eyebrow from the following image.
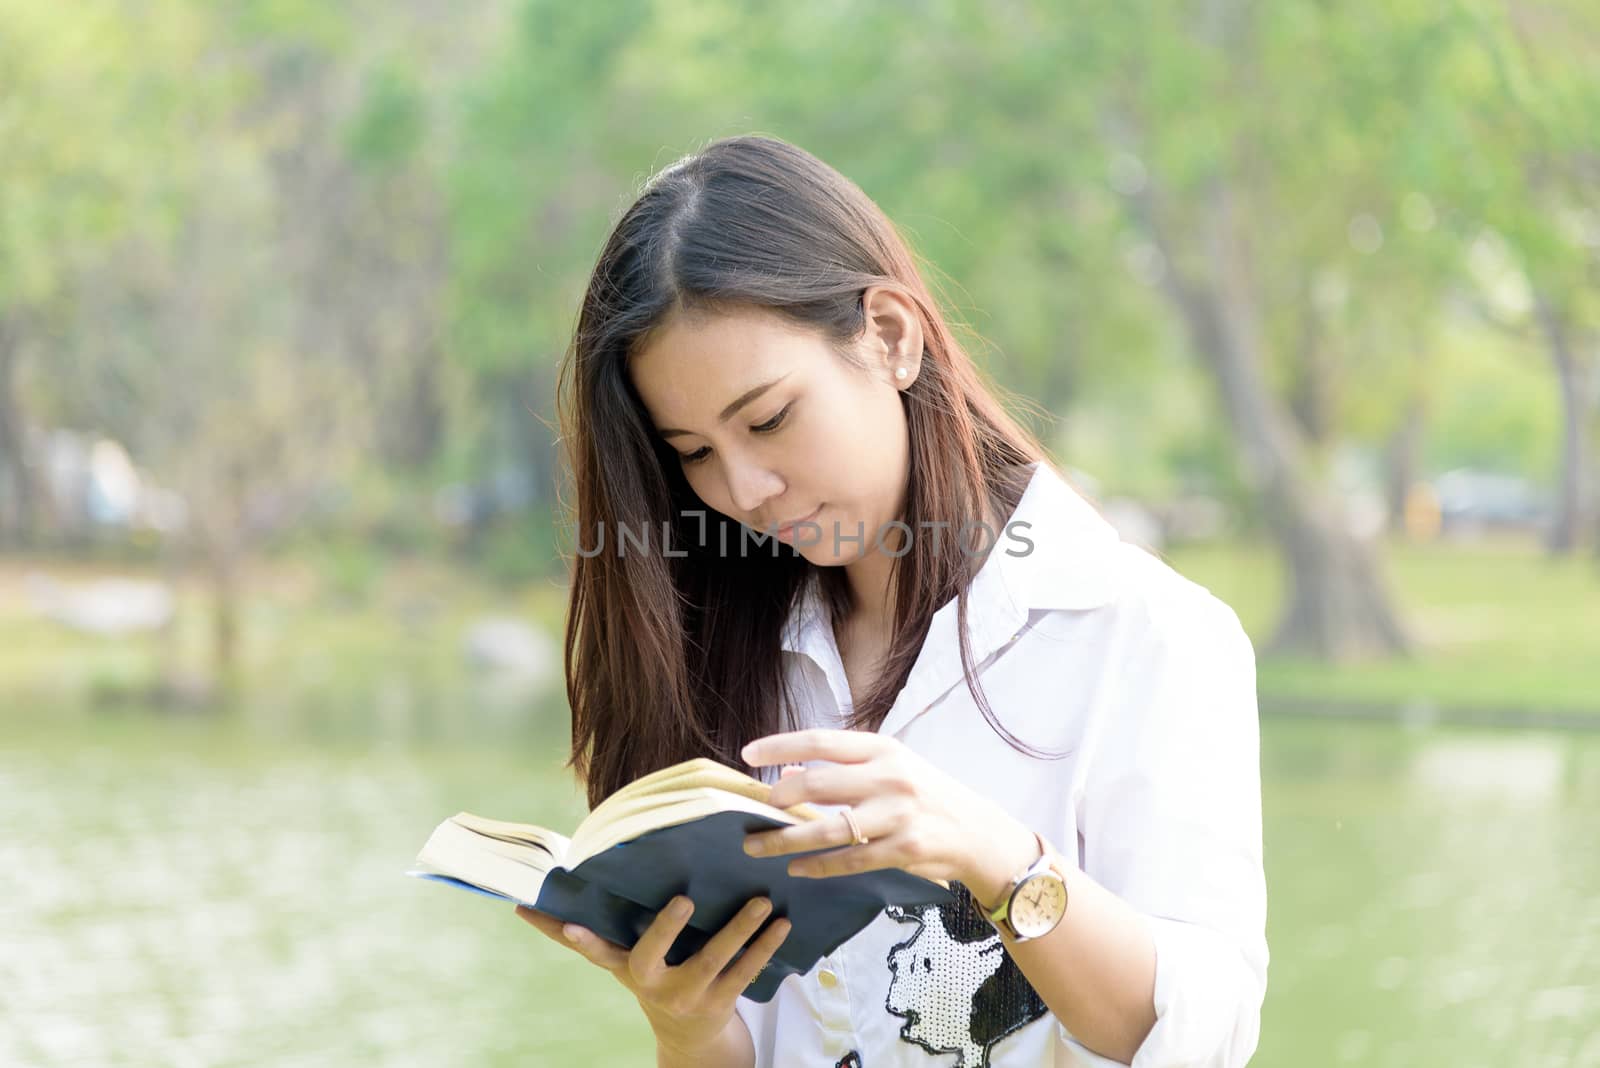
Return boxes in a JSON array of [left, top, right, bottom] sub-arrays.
[[655, 373, 792, 439]]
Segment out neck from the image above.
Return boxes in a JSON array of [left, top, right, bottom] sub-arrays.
[[839, 497, 1003, 635], [841, 546, 899, 636]]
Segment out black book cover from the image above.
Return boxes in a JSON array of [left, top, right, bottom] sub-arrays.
[[530, 809, 955, 1002]]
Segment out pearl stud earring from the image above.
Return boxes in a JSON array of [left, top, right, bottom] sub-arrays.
[[894, 367, 908, 380]]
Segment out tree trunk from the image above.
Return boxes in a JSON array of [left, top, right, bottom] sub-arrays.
[[1590, 365, 1600, 563], [206, 540, 242, 694], [1532, 293, 1590, 556], [1383, 392, 1426, 538], [0, 317, 37, 546], [157, 534, 186, 689], [1287, 290, 1335, 448], [381, 350, 445, 470], [523, 363, 558, 506], [1136, 180, 1413, 661]]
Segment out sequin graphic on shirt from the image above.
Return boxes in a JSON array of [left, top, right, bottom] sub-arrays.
[[834, 1053, 862, 1068], [883, 882, 1047, 1067]]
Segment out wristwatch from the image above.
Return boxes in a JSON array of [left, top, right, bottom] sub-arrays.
[[982, 830, 1070, 942]]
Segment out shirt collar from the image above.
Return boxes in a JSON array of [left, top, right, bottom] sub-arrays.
[[992, 459, 1126, 614], [779, 460, 1125, 657]]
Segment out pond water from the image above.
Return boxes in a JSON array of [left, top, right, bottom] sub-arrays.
[[3, 707, 1596, 1066]]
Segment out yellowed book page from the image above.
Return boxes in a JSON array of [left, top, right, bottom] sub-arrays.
[[414, 817, 554, 905], [450, 812, 573, 861], [567, 787, 827, 868], [577, 758, 778, 835], [604, 757, 772, 806]]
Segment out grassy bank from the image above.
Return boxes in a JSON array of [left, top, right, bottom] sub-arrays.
[[2, 531, 1595, 723], [1167, 533, 1600, 715]]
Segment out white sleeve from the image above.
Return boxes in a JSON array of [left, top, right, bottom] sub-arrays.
[[1062, 593, 1269, 1068], [734, 993, 774, 1068]]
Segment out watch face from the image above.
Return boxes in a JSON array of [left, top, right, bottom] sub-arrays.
[[1009, 872, 1068, 938]]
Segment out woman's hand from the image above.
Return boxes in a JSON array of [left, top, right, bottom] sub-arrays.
[[515, 895, 790, 1058], [741, 729, 1039, 911]]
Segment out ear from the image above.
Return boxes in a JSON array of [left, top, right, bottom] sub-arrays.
[[860, 285, 924, 390]]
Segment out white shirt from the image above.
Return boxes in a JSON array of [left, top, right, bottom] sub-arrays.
[[734, 460, 1268, 1068]]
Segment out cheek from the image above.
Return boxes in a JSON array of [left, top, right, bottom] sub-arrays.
[[795, 394, 886, 472], [813, 396, 905, 491], [679, 464, 729, 512]]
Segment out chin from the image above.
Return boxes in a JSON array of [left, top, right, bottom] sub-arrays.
[[805, 543, 871, 567], [798, 546, 844, 566], [786, 520, 848, 561]]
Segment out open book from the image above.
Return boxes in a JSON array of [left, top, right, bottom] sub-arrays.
[[408, 757, 953, 1002]]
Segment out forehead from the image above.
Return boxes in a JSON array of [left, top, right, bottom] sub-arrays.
[[629, 305, 827, 414]]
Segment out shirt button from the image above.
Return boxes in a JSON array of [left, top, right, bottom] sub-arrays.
[[818, 968, 839, 989]]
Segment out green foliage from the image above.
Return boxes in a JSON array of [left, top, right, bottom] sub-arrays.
[[1424, 328, 1561, 480], [347, 63, 427, 170], [0, 0, 208, 307], [6, 0, 1594, 585], [470, 510, 565, 588], [311, 538, 385, 608]]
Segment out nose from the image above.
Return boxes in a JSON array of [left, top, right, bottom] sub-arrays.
[[724, 455, 784, 518]]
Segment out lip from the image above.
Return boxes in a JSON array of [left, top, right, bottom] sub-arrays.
[[773, 505, 823, 536]]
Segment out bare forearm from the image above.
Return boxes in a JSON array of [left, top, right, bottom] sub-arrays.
[[966, 818, 1157, 1064], [1006, 863, 1156, 1062], [655, 1014, 755, 1068]]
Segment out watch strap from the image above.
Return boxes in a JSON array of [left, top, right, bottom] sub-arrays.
[[983, 829, 1052, 934]]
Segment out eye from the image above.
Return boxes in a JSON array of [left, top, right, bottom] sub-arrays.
[[677, 403, 794, 466], [752, 403, 792, 434]]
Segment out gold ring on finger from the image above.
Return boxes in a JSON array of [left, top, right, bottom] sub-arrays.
[[840, 805, 869, 846]]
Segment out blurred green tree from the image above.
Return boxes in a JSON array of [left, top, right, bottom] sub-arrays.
[[0, 0, 199, 544]]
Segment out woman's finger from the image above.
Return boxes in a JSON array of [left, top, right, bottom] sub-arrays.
[[742, 728, 887, 768], [786, 839, 905, 879], [765, 763, 881, 810], [708, 915, 793, 1007], [562, 923, 630, 971], [515, 905, 628, 971], [626, 895, 697, 984], [745, 800, 887, 858], [744, 817, 846, 858], [677, 896, 774, 993], [515, 904, 565, 939]]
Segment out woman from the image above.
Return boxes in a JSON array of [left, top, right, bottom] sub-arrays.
[[515, 134, 1267, 1068]]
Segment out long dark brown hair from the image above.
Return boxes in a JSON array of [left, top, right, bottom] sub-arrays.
[[556, 134, 1064, 808]]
